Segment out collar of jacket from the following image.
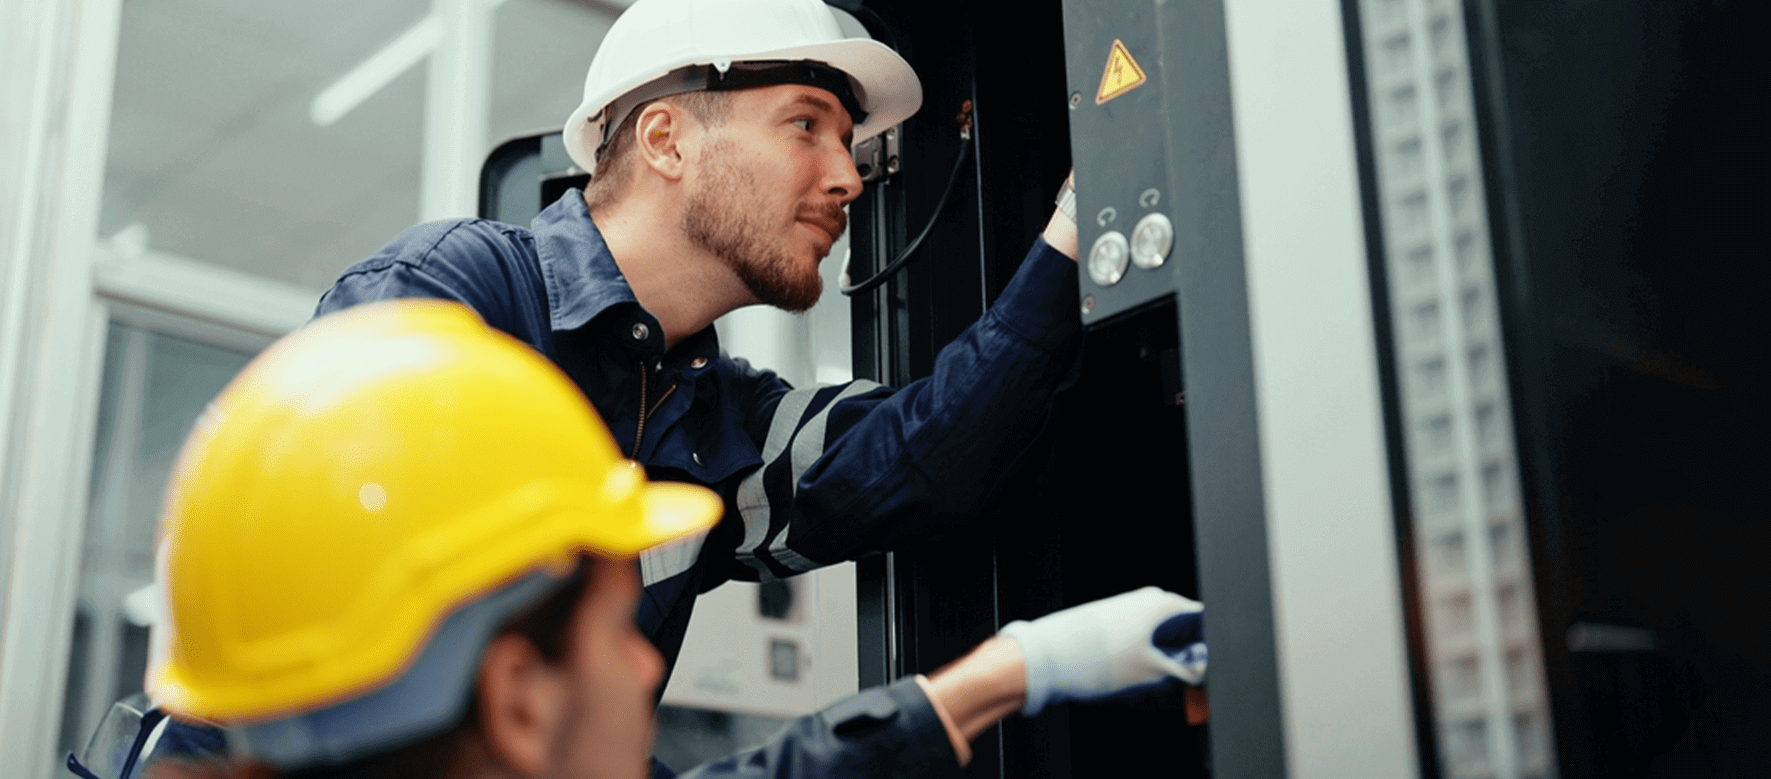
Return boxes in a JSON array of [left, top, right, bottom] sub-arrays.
[[532, 189, 638, 333], [531, 189, 721, 368]]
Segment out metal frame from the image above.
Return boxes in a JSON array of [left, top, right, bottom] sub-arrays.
[[423, 0, 496, 221], [0, 0, 126, 772]]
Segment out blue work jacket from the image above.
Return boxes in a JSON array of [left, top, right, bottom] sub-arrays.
[[108, 679, 965, 778], [670, 678, 965, 779], [315, 189, 1081, 681]]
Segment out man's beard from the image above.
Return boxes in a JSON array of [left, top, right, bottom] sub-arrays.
[[680, 143, 842, 313]]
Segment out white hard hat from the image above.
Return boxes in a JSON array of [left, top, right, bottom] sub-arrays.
[[563, 0, 922, 175]]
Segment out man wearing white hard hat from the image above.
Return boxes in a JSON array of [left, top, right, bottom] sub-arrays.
[[314, 0, 1083, 704]]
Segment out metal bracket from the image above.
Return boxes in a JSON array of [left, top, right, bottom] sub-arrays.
[[853, 126, 901, 182]]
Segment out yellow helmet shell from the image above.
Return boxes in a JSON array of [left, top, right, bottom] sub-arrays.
[[148, 300, 720, 723]]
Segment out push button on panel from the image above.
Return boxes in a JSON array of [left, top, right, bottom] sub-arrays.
[[1088, 230, 1130, 287], [1130, 212, 1173, 270]]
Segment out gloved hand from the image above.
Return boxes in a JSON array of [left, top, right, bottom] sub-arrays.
[[998, 586, 1207, 716]]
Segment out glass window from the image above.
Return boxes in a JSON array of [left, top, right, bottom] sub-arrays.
[[60, 324, 254, 756]]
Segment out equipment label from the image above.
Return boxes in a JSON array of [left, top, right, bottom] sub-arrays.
[[1096, 39, 1148, 105]]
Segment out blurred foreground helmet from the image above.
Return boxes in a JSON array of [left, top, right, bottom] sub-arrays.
[[146, 300, 721, 766], [563, 0, 922, 173]]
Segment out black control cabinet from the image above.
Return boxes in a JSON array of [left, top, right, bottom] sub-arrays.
[[847, 1, 1212, 777]]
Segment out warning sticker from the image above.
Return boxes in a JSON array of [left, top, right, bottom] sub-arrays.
[[1096, 39, 1148, 105]]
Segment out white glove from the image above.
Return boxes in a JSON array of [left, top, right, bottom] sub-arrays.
[[998, 586, 1207, 716]]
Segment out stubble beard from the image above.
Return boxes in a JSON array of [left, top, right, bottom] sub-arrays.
[[680, 140, 840, 314]]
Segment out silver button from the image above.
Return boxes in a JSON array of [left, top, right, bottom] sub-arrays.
[[690, 357, 708, 369], [631, 323, 649, 341], [692, 452, 704, 466], [1130, 212, 1173, 269], [1087, 230, 1130, 287]]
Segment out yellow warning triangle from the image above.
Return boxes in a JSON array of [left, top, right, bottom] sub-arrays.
[[1096, 39, 1148, 105]]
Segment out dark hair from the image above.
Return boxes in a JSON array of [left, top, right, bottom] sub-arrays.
[[146, 561, 597, 779], [583, 91, 734, 214]]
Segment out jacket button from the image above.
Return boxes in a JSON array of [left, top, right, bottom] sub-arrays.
[[631, 323, 649, 341], [692, 452, 704, 467], [690, 357, 708, 369]]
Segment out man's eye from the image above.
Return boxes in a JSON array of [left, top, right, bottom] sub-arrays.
[[793, 118, 813, 132]]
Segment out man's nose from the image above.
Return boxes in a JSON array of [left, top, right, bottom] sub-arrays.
[[826, 148, 863, 206]]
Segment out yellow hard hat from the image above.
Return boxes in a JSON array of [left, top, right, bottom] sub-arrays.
[[147, 300, 721, 727]]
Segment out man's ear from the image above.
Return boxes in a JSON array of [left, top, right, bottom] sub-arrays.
[[634, 101, 698, 183], [475, 633, 566, 777]]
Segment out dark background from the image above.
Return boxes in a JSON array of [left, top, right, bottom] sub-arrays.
[[1468, 0, 1770, 776]]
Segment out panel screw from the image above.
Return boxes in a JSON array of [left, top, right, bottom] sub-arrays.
[[1069, 91, 1082, 109], [1081, 294, 1095, 315]]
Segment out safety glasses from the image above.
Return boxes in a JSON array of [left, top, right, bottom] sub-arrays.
[[64, 694, 166, 779]]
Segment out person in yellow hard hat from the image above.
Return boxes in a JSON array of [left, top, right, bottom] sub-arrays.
[[141, 298, 717, 779], [122, 300, 1207, 779]]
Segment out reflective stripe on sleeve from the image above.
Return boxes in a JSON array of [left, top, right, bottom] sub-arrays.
[[639, 528, 710, 586], [735, 380, 881, 578]]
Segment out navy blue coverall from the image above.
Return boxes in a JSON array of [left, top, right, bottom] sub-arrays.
[[314, 188, 1081, 774], [316, 189, 1080, 682]]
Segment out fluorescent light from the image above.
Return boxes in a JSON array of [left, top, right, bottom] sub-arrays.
[[310, 14, 443, 127], [309, 0, 610, 129], [122, 583, 160, 627]]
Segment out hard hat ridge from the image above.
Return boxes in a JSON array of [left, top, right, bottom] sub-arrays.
[[563, 0, 922, 174]]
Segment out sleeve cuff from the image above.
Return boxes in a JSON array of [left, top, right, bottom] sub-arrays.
[[986, 236, 1082, 356], [913, 675, 973, 767]]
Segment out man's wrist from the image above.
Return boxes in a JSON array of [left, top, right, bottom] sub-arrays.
[[913, 675, 972, 766], [1043, 172, 1080, 261], [1042, 210, 1080, 261], [923, 636, 1027, 748]]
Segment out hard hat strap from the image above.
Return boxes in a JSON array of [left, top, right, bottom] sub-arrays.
[[597, 61, 868, 153]]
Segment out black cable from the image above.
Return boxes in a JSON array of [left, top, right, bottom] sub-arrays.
[[841, 133, 973, 296]]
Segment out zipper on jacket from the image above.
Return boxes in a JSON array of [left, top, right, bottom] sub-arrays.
[[631, 360, 677, 458]]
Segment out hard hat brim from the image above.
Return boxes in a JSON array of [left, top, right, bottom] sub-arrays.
[[564, 37, 921, 175], [601, 480, 725, 559]]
